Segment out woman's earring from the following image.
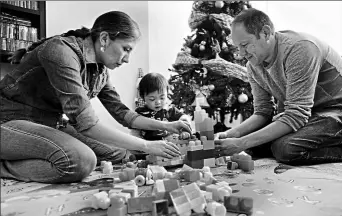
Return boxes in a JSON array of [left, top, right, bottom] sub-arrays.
[[100, 46, 105, 52]]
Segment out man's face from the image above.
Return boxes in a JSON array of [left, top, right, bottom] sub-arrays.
[[232, 23, 269, 66]]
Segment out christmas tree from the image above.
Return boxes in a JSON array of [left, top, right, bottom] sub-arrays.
[[168, 1, 254, 133]]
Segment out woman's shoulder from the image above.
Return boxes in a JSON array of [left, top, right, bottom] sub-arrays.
[[38, 36, 84, 65]]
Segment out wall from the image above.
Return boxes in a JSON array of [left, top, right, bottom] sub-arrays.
[[253, 1, 342, 55], [47, 1, 149, 132], [147, 1, 193, 78]]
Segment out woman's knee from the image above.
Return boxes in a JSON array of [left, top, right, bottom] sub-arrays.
[[60, 143, 97, 183]]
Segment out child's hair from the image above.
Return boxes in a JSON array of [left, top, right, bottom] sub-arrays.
[[138, 73, 169, 98]]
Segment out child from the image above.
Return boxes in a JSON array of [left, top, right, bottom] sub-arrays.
[[136, 73, 191, 141]]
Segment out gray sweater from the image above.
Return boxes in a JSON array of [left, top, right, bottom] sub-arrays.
[[247, 30, 342, 131]]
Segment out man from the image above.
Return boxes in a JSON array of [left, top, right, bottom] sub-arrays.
[[215, 8, 342, 165]]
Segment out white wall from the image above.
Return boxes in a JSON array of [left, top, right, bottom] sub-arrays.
[[251, 1, 342, 55], [47, 1, 149, 132], [148, 1, 193, 78]]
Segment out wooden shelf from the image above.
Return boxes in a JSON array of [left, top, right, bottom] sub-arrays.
[[0, 2, 40, 16], [0, 2, 46, 63]]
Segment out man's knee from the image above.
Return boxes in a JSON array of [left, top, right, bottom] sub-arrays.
[[271, 136, 305, 164]]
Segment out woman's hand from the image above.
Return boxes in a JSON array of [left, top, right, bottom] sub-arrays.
[[144, 140, 181, 159], [214, 138, 244, 157], [164, 120, 192, 135]]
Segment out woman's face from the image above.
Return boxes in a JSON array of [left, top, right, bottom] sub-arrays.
[[98, 32, 137, 69]]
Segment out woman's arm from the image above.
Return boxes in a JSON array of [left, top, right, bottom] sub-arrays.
[[98, 75, 191, 134]]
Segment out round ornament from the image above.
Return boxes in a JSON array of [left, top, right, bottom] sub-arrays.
[[238, 93, 248, 103], [208, 84, 215, 91], [215, 1, 224, 9]]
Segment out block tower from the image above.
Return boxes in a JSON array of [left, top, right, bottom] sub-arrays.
[[185, 100, 216, 169]]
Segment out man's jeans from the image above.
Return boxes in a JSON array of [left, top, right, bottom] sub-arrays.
[[0, 120, 126, 183], [248, 115, 342, 165]]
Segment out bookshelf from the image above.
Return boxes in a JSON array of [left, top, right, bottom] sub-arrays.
[[0, 1, 46, 63]]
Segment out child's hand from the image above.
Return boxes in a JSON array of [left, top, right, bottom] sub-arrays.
[[179, 132, 191, 140]]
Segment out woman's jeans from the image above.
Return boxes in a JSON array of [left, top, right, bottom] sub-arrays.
[[248, 115, 342, 165], [0, 120, 126, 183]]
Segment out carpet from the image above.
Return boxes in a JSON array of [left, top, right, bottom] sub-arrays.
[[1, 159, 342, 216]]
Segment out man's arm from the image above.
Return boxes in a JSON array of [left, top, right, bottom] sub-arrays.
[[240, 120, 293, 149], [226, 114, 271, 138], [224, 64, 275, 138]]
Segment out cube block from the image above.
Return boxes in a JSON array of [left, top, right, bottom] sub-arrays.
[[224, 196, 253, 215], [127, 196, 156, 213]]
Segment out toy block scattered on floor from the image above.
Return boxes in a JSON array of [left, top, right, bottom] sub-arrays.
[[114, 182, 138, 198], [224, 196, 253, 215], [152, 199, 169, 216], [89, 191, 111, 210], [231, 154, 254, 172], [127, 196, 156, 213], [206, 201, 227, 216], [215, 157, 226, 166], [107, 195, 127, 216], [148, 165, 167, 180], [227, 161, 238, 170], [170, 183, 206, 215], [152, 179, 180, 203], [204, 158, 216, 167]]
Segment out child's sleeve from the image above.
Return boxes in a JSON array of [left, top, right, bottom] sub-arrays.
[[168, 106, 187, 121]]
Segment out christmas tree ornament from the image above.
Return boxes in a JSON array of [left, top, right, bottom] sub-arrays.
[[191, 90, 210, 107], [208, 84, 215, 91], [215, 1, 224, 9], [238, 93, 248, 103], [199, 45, 206, 51]]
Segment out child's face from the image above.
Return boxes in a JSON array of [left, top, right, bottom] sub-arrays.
[[144, 88, 167, 112]]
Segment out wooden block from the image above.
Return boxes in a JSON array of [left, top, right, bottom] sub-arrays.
[[152, 199, 169, 216], [127, 196, 156, 213], [200, 130, 214, 140], [224, 196, 253, 215], [153, 179, 166, 199], [227, 161, 238, 170], [203, 158, 216, 168], [107, 204, 127, 216], [188, 145, 203, 152], [186, 159, 204, 169], [203, 140, 214, 150]]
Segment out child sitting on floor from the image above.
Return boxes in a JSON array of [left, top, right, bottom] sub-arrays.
[[135, 72, 192, 141]]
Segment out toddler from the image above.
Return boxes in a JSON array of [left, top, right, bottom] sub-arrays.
[[136, 73, 191, 141]]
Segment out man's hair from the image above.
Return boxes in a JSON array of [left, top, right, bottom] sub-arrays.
[[232, 8, 275, 39], [138, 73, 169, 98]]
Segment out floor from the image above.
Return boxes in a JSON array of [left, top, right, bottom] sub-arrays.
[[1, 159, 342, 216]]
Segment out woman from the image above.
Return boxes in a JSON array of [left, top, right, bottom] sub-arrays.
[[0, 11, 190, 183]]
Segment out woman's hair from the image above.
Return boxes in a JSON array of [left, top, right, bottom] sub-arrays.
[[10, 11, 141, 64], [232, 8, 274, 39], [138, 73, 169, 98]]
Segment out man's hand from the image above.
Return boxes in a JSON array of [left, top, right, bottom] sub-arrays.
[[214, 129, 240, 140], [164, 120, 192, 134], [214, 138, 244, 157]]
